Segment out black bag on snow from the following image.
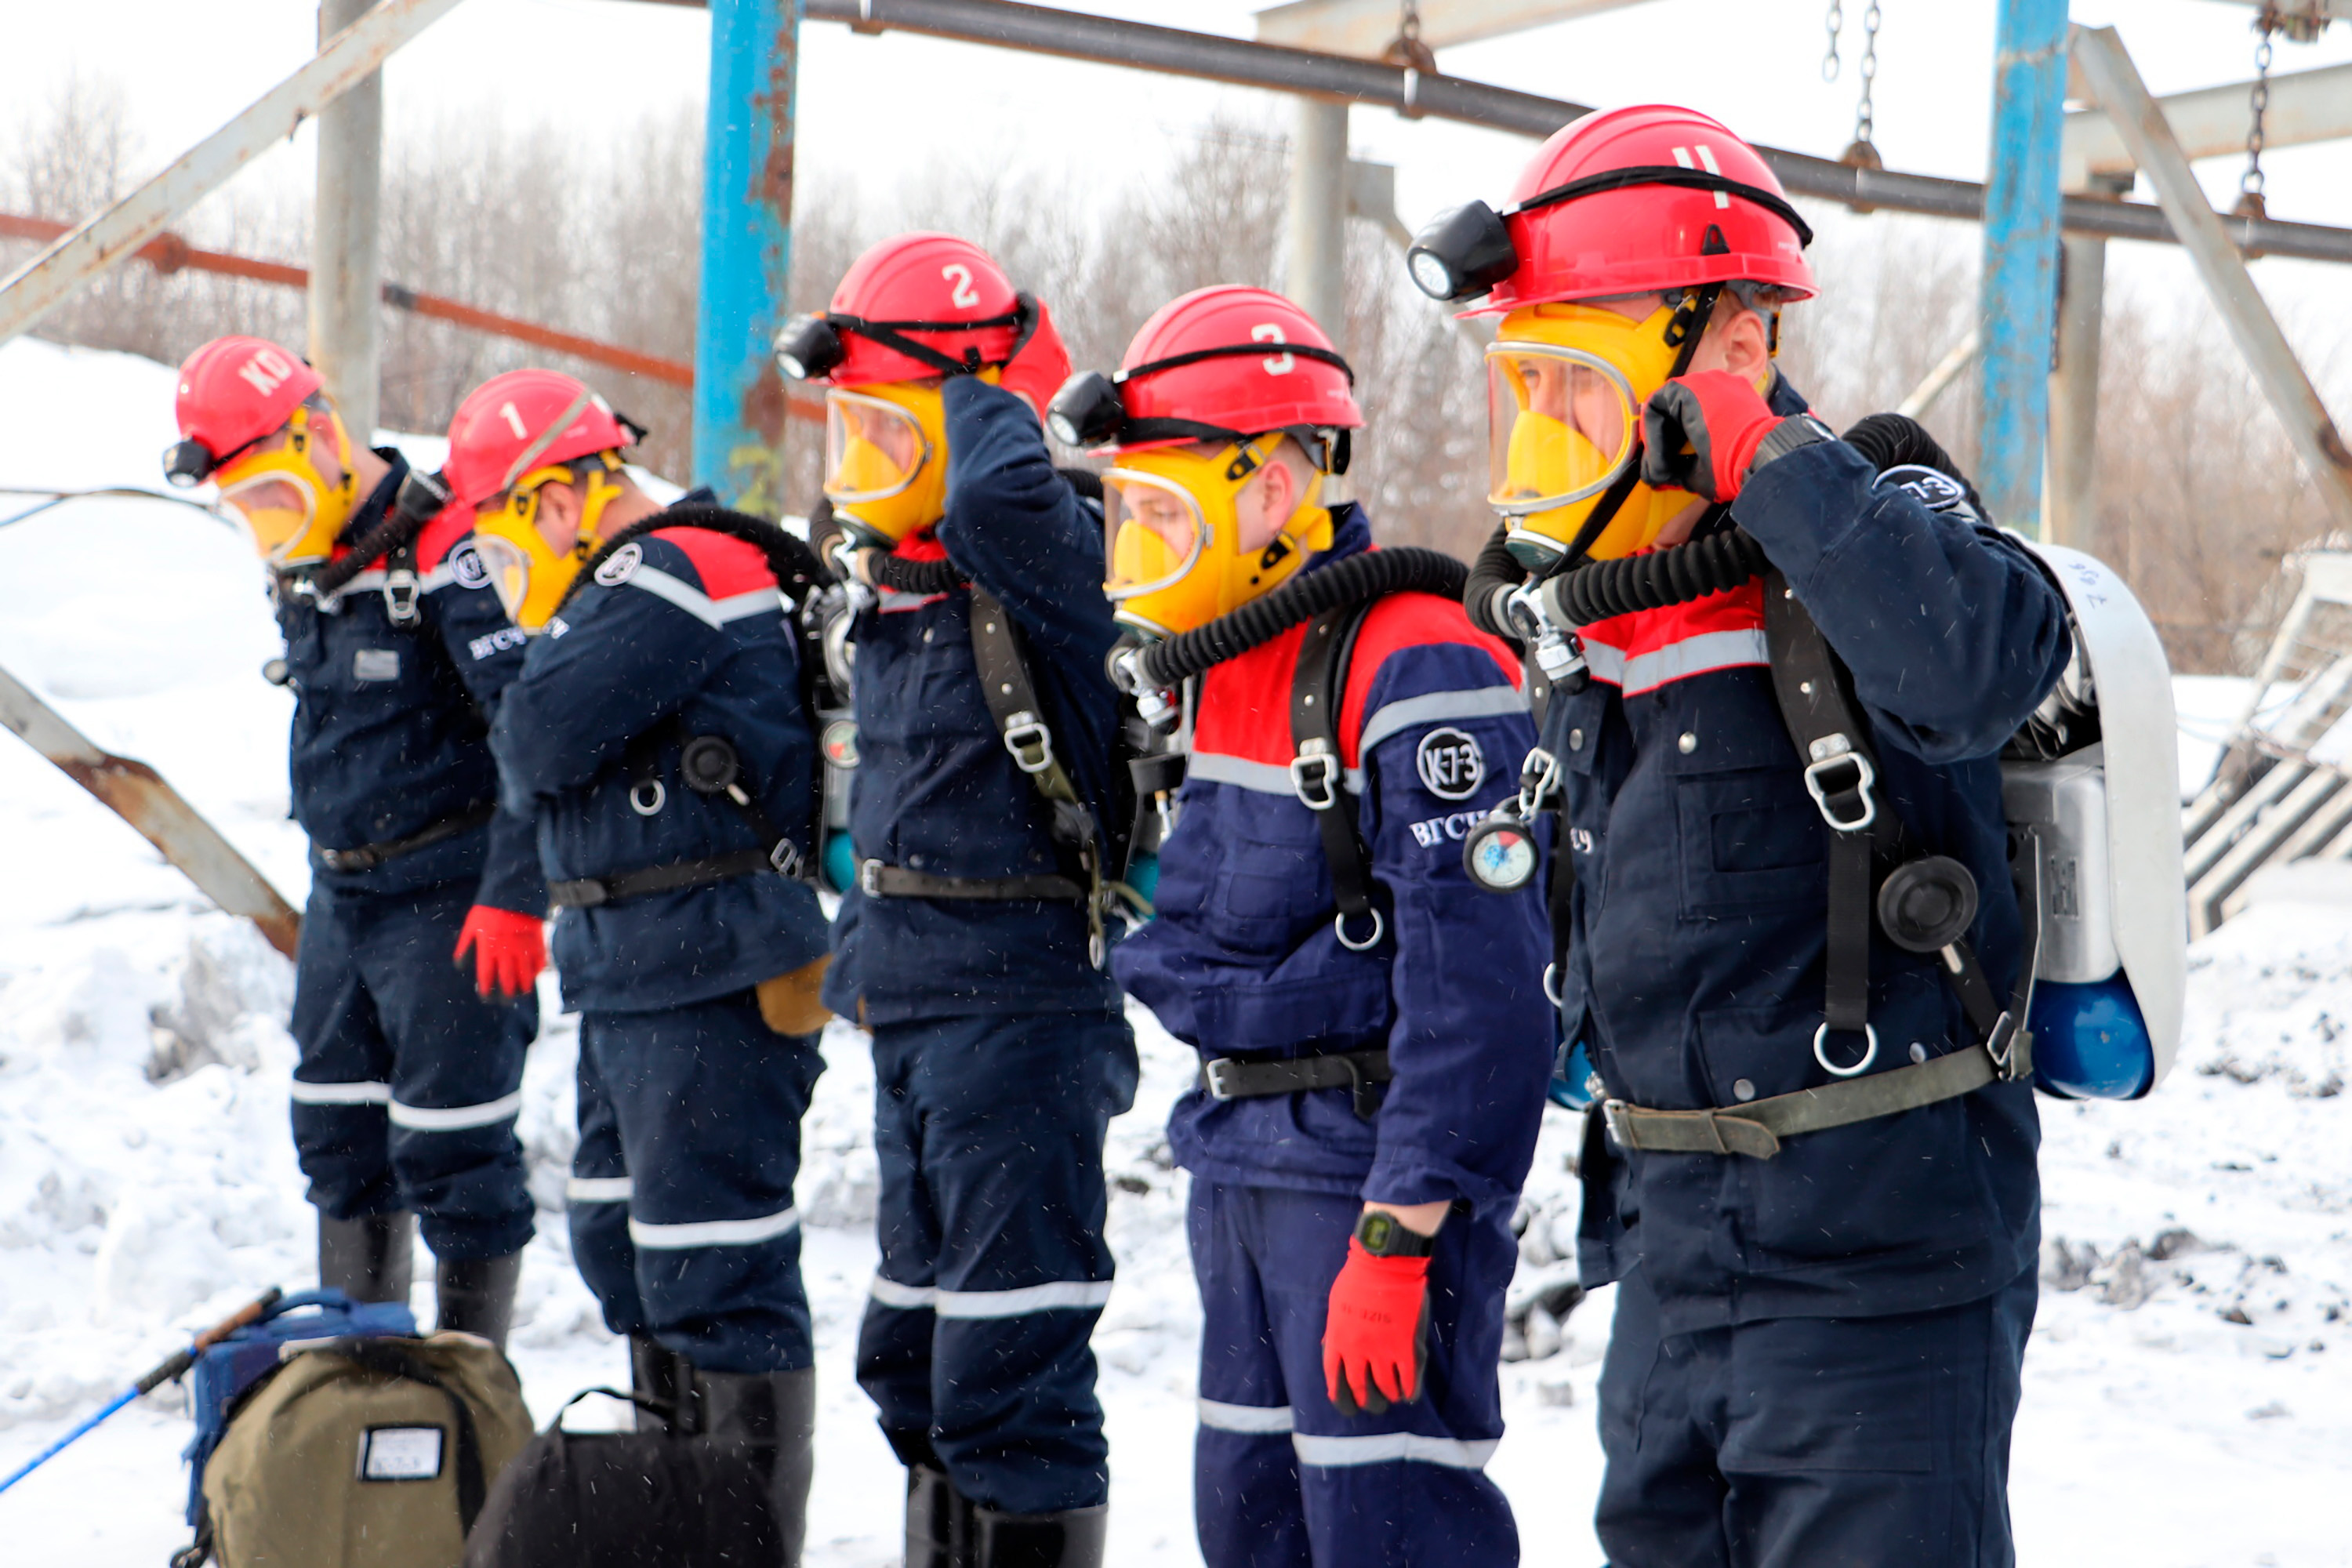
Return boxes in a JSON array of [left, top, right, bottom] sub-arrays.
[[461, 1389, 780, 1568]]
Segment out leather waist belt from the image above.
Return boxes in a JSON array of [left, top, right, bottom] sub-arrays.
[[315, 803, 496, 873], [1200, 1047, 1394, 1122], [550, 848, 776, 910], [857, 859, 1084, 902], [1600, 1028, 2028, 1161]]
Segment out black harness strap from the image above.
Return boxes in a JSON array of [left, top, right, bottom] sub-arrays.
[[968, 588, 1109, 964], [575, 718, 808, 908], [314, 802, 497, 873], [549, 848, 779, 910], [1289, 602, 1385, 953], [858, 863, 1085, 902], [1200, 1047, 1394, 1123]]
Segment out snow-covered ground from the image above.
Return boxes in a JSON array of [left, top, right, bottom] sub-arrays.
[[2, 337, 2347, 1566]]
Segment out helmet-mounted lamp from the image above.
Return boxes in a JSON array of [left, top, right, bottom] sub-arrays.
[[1406, 202, 1519, 303], [1047, 371, 1127, 449], [775, 313, 848, 383]]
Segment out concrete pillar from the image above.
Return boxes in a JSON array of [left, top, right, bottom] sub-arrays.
[[1286, 98, 1350, 347], [310, 0, 383, 441], [2046, 175, 2125, 555]]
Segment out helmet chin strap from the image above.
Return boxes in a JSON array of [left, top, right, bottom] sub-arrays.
[[1537, 281, 1725, 580]]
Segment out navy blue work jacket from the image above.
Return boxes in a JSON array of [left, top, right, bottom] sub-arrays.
[[278, 450, 543, 913], [488, 510, 830, 1015], [821, 376, 1125, 1025], [1559, 376, 2073, 1333], [1112, 511, 1557, 1214]]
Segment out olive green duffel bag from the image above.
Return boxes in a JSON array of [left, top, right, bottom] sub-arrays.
[[194, 1332, 532, 1568]]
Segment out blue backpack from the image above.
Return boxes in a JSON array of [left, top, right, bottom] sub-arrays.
[[180, 1289, 416, 1529]]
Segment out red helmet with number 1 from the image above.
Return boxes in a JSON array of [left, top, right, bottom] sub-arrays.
[[443, 368, 637, 629]]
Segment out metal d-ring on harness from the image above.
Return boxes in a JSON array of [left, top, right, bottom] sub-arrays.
[[1290, 601, 1387, 953], [547, 720, 810, 910], [1593, 573, 2042, 1160]]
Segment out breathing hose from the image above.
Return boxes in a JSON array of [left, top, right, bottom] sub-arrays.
[[1468, 412, 1976, 632], [1130, 546, 1468, 692], [563, 502, 835, 615]]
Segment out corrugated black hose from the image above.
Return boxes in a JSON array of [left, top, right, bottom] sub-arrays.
[[1131, 546, 1468, 691]]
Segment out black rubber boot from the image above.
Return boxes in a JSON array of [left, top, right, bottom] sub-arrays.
[[695, 1368, 818, 1567], [904, 1461, 971, 1568], [970, 1504, 1107, 1568], [630, 1334, 693, 1434], [317, 1210, 415, 1305], [433, 1250, 522, 1350]]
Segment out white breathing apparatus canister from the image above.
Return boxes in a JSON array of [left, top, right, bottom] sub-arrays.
[[1879, 465, 2187, 1099]]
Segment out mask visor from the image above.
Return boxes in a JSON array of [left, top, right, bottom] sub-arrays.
[[471, 531, 536, 626], [1486, 343, 1638, 517], [824, 390, 932, 506], [219, 471, 320, 563], [1102, 469, 1206, 603]]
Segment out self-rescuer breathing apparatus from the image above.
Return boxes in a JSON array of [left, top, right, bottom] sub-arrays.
[[774, 232, 1073, 548], [1406, 105, 1816, 572], [1048, 286, 1362, 641], [441, 369, 642, 630], [166, 336, 363, 568]]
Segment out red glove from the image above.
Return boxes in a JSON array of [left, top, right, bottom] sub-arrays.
[[453, 906, 545, 1000], [1639, 369, 1784, 503], [1323, 1240, 1431, 1417]]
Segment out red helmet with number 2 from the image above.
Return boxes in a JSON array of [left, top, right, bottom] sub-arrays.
[[817, 232, 1072, 414]]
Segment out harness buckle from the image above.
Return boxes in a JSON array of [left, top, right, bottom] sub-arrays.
[[1001, 713, 1056, 775], [1202, 1058, 1243, 1101], [629, 779, 666, 817], [1333, 907, 1385, 952], [859, 858, 884, 898], [1801, 735, 1878, 832], [769, 838, 805, 880], [1812, 1022, 1880, 1077], [1290, 742, 1341, 811], [382, 570, 421, 628]]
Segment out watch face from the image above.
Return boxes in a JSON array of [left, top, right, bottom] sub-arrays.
[[1359, 1211, 1399, 1254]]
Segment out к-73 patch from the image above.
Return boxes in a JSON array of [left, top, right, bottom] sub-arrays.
[[1415, 726, 1486, 800], [448, 542, 492, 590], [593, 542, 644, 587]]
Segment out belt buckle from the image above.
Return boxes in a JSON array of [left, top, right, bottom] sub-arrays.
[[1601, 1098, 1635, 1149], [859, 858, 884, 898], [770, 838, 805, 879], [1202, 1058, 1240, 1101]]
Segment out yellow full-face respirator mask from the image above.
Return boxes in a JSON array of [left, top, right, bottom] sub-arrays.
[[215, 401, 361, 568], [469, 452, 627, 630], [1486, 296, 1762, 567], [822, 368, 1006, 548], [1102, 438, 1334, 641]]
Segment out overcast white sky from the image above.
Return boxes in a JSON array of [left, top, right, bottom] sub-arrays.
[[8, 1, 2352, 343]]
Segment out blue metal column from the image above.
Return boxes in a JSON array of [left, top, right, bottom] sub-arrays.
[[695, 0, 800, 514], [1974, 0, 2070, 536]]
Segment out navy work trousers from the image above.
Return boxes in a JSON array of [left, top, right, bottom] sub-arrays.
[[1189, 1181, 1521, 1568], [566, 990, 824, 1374], [854, 1010, 1138, 1515], [1595, 1261, 2038, 1568], [289, 880, 535, 1261]]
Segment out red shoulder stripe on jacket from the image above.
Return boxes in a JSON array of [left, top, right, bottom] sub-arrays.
[[649, 527, 778, 596]]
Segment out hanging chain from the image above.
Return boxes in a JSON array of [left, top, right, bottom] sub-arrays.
[[1382, 0, 1437, 73], [2238, 16, 2276, 218], [1854, 1, 1882, 149], [1822, 0, 1845, 82]]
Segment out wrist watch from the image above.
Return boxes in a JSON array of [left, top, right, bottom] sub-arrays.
[[1752, 412, 1836, 471], [1355, 1209, 1438, 1258]]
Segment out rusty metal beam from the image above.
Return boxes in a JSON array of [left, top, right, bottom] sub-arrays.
[[0, 212, 824, 421], [0, 662, 300, 957], [0, 0, 466, 349], [2064, 61, 2352, 187]]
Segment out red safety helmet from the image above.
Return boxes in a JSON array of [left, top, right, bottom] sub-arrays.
[[1407, 104, 1817, 312], [442, 368, 637, 510], [1047, 286, 1363, 457], [775, 231, 1070, 412], [165, 336, 322, 485]]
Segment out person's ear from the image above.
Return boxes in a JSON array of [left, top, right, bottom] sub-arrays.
[[534, 481, 583, 544], [1704, 307, 1773, 385], [1241, 456, 1300, 549]]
